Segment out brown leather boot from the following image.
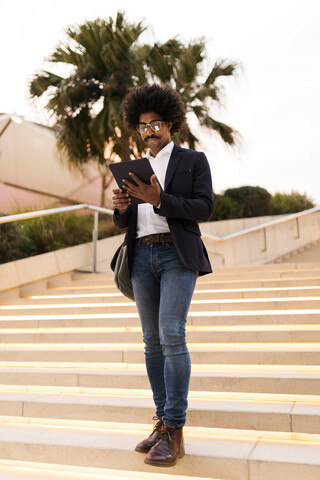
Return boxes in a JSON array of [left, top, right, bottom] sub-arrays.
[[144, 425, 185, 466], [135, 416, 164, 453]]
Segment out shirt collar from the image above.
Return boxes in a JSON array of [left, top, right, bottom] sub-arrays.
[[146, 141, 174, 160]]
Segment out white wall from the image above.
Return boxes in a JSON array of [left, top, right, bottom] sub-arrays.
[[202, 209, 320, 266], [0, 116, 115, 211], [1, 210, 319, 295], [200, 215, 286, 237]]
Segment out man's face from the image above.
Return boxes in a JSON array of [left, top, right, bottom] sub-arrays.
[[138, 112, 172, 157]]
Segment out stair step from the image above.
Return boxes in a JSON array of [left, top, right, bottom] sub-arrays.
[[48, 277, 320, 291], [0, 362, 319, 394], [2, 297, 320, 315], [71, 262, 320, 279], [0, 459, 220, 480], [3, 324, 320, 343], [71, 269, 320, 282], [202, 271, 320, 281], [1, 311, 320, 329], [190, 310, 320, 326], [0, 385, 319, 433], [0, 342, 320, 364], [20, 285, 320, 301], [0, 416, 320, 480]]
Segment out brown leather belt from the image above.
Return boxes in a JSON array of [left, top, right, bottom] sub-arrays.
[[139, 233, 173, 244]]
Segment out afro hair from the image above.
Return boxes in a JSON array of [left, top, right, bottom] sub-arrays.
[[122, 84, 186, 135]]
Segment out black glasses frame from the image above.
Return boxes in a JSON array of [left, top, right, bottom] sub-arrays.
[[136, 120, 162, 133]]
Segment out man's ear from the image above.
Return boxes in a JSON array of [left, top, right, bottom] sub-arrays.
[[167, 122, 173, 131]]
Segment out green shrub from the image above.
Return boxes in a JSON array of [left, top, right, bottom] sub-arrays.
[[224, 186, 273, 218], [0, 215, 26, 263], [18, 213, 93, 256], [209, 188, 315, 222], [210, 194, 238, 221], [272, 191, 314, 215], [0, 211, 117, 264]]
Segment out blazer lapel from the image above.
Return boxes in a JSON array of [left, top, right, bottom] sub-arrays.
[[164, 144, 183, 190]]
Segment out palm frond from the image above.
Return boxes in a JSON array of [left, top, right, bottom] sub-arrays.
[[29, 71, 64, 98], [205, 59, 239, 86], [176, 123, 199, 150], [202, 116, 239, 146]]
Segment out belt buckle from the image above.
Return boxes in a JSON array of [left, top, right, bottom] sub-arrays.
[[145, 234, 154, 244]]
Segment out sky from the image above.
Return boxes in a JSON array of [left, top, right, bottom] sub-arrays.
[[0, 0, 319, 204]]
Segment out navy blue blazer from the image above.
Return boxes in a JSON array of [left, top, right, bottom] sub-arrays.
[[113, 144, 214, 276]]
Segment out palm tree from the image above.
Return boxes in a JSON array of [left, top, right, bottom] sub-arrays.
[[145, 38, 239, 149], [29, 12, 147, 206], [29, 12, 239, 206]]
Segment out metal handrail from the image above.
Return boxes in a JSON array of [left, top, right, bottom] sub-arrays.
[[0, 204, 113, 273], [201, 206, 320, 242], [1, 203, 319, 272], [0, 204, 113, 224]]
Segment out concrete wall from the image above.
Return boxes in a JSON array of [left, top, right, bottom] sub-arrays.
[[0, 234, 124, 296], [1, 210, 320, 295], [0, 116, 116, 211], [202, 209, 320, 266], [200, 215, 286, 237]]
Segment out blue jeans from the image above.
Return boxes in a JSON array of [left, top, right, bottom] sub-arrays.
[[131, 238, 197, 428]]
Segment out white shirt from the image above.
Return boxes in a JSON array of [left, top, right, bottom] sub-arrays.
[[136, 141, 174, 238]]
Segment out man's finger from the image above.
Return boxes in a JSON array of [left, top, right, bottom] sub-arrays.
[[113, 192, 129, 199], [128, 172, 142, 185], [150, 174, 157, 186], [122, 178, 137, 188]]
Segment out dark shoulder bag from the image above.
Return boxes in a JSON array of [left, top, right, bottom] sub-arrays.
[[110, 243, 134, 301]]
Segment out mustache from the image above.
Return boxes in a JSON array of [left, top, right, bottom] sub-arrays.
[[145, 135, 160, 140]]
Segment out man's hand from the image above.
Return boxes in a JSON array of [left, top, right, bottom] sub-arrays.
[[112, 188, 131, 211], [122, 173, 161, 207]]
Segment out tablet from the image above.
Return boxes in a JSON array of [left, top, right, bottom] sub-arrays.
[[109, 157, 155, 205]]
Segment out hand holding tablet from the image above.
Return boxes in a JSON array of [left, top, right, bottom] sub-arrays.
[[110, 157, 161, 206]]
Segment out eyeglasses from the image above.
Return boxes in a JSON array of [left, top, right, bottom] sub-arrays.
[[136, 120, 162, 133]]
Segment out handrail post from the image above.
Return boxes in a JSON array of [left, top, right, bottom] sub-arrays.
[[92, 211, 99, 273], [261, 227, 267, 252], [295, 217, 300, 239]]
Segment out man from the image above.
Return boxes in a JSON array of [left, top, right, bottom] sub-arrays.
[[112, 84, 214, 467]]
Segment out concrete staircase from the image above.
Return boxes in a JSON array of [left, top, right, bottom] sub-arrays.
[[0, 263, 320, 479], [276, 240, 320, 264]]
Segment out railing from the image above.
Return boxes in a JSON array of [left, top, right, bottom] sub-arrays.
[[201, 206, 320, 242], [201, 206, 320, 265], [1, 204, 319, 272], [0, 204, 113, 273]]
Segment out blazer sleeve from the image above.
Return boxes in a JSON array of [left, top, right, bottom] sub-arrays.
[[153, 152, 214, 222]]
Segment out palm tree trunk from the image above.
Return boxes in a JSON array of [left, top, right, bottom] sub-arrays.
[[100, 173, 107, 207], [100, 171, 115, 207], [120, 128, 131, 162]]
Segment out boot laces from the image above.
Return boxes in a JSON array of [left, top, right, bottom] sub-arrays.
[[158, 426, 175, 445], [152, 416, 163, 433]]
